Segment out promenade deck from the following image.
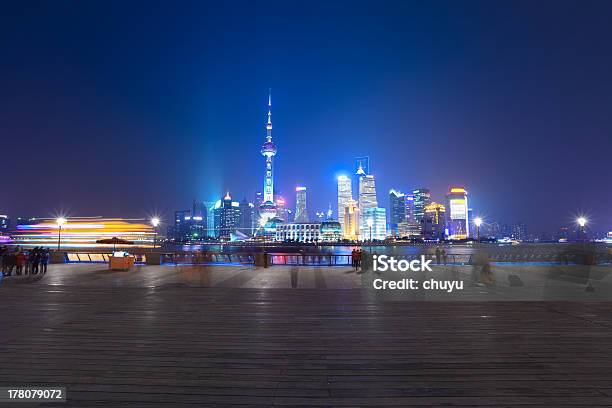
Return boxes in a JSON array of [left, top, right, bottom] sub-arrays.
[[1, 264, 612, 406]]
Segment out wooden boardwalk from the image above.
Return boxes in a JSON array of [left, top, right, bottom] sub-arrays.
[[1, 265, 612, 406]]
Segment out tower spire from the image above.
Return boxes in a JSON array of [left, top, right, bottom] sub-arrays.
[[266, 88, 272, 141]]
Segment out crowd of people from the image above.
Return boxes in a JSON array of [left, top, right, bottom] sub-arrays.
[[351, 248, 363, 270], [0, 246, 50, 277]]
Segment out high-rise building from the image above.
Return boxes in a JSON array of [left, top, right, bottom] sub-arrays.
[[214, 192, 241, 240], [206, 201, 217, 237], [259, 91, 278, 226], [0, 215, 10, 231], [484, 221, 501, 239], [170, 209, 191, 240], [239, 198, 254, 237], [405, 194, 414, 222], [294, 187, 309, 223], [343, 199, 360, 240], [359, 174, 378, 237], [423, 202, 446, 239], [446, 187, 469, 240], [388, 189, 406, 236], [189, 200, 207, 237], [412, 188, 431, 224], [253, 191, 263, 227], [275, 195, 289, 222], [363, 207, 387, 241], [467, 208, 474, 236], [512, 222, 526, 241], [337, 175, 352, 233]]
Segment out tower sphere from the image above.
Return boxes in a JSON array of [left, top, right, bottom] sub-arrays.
[[261, 140, 277, 157]]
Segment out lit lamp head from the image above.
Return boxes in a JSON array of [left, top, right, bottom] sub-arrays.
[[367, 218, 374, 228], [56, 217, 67, 227], [577, 217, 587, 228], [474, 217, 483, 228], [151, 217, 160, 228]]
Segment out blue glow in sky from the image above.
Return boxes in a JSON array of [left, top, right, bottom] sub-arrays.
[[1, 0, 611, 232]]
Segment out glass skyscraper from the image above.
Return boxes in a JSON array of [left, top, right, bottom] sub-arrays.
[[337, 175, 352, 233], [359, 175, 378, 238], [388, 189, 406, 236], [446, 187, 469, 239], [412, 188, 431, 224], [423, 202, 446, 239], [363, 207, 387, 241], [294, 186, 309, 223]]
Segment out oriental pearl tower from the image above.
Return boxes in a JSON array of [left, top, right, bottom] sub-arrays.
[[258, 90, 278, 225]]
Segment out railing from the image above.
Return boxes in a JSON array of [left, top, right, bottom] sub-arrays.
[[58, 247, 612, 266], [159, 252, 255, 265], [268, 253, 353, 266], [64, 252, 147, 263]]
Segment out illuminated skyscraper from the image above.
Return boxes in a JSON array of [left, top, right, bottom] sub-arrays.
[[253, 191, 263, 227], [412, 188, 431, 224], [363, 207, 387, 241], [259, 90, 278, 225], [446, 187, 469, 239], [359, 174, 378, 238], [274, 196, 288, 222], [405, 194, 414, 222], [423, 202, 446, 239], [359, 174, 377, 210], [214, 192, 241, 240], [294, 187, 309, 223], [389, 189, 406, 236], [337, 175, 352, 232], [343, 199, 360, 240], [239, 198, 254, 237]]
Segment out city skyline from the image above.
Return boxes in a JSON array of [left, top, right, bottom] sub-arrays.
[[1, 1, 611, 233]]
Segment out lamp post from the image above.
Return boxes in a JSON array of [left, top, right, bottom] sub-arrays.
[[576, 217, 587, 243], [151, 217, 160, 249], [367, 218, 374, 252], [56, 217, 67, 251], [474, 217, 483, 242]]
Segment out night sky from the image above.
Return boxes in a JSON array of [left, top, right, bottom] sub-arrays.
[[1, 0, 611, 233]]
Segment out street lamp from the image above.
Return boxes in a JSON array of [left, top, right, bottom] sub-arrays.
[[474, 217, 483, 242], [366, 218, 374, 251], [151, 217, 160, 249], [56, 217, 67, 251], [576, 217, 587, 243]]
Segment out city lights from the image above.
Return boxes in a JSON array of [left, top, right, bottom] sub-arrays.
[[577, 217, 587, 228], [474, 217, 483, 241], [56, 217, 67, 250], [151, 217, 160, 248]]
